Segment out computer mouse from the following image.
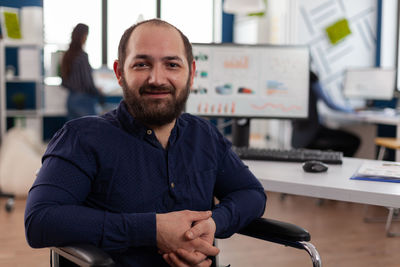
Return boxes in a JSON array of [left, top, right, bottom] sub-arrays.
[[302, 160, 328, 173]]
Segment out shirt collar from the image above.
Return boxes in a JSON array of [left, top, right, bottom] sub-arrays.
[[116, 100, 148, 139], [116, 100, 187, 145]]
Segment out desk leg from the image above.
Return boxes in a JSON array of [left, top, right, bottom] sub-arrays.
[[343, 124, 376, 159]]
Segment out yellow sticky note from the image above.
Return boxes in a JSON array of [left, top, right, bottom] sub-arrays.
[[4, 11, 22, 39], [326, 18, 351, 45]]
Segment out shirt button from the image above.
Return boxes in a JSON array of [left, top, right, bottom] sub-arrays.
[[146, 130, 152, 135], [170, 182, 175, 188]]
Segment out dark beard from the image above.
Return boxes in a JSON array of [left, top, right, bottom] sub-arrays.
[[121, 77, 190, 126]]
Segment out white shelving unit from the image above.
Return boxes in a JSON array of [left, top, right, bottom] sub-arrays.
[[0, 40, 44, 142]]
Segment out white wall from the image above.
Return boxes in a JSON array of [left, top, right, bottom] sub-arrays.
[[233, 0, 297, 149]]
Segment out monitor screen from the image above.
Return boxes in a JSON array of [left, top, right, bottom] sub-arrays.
[[343, 68, 396, 100], [186, 43, 310, 119]]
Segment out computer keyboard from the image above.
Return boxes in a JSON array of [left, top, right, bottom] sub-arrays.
[[233, 147, 343, 164]]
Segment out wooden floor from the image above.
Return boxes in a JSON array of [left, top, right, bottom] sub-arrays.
[[0, 192, 399, 267]]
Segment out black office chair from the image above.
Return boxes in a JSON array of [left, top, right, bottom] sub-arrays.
[[50, 217, 321, 267]]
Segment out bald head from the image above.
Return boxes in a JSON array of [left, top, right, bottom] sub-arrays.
[[117, 19, 193, 75]]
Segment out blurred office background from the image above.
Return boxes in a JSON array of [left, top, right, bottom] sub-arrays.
[[1, 0, 399, 153], [0, 0, 400, 266]]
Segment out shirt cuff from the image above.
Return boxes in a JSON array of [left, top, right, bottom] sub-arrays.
[[103, 212, 157, 249], [211, 207, 229, 238], [126, 212, 157, 247]]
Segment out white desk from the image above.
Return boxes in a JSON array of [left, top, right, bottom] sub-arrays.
[[322, 109, 400, 159], [324, 109, 400, 129], [245, 157, 400, 208]]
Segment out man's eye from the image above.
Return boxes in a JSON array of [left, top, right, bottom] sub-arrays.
[[134, 63, 148, 68], [168, 63, 179, 68]]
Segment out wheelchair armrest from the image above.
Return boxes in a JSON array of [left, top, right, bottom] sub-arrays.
[[51, 244, 115, 267], [50, 219, 312, 266], [238, 217, 311, 249]]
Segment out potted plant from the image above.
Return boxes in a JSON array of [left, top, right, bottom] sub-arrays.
[[11, 92, 27, 109]]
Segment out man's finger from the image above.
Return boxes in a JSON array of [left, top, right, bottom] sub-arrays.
[[190, 238, 220, 256], [163, 254, 176, 267], [175, 248, 207, 265], [186, 210, 212, 222], [168, 252, 190, 267], [185, 220, 208, 240]]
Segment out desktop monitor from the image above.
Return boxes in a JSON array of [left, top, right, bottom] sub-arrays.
[[343, 68, 396, 101], [186, 43, 310, 120]]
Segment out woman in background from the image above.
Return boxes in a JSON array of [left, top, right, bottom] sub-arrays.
[[291, 71, 360, 157], [61, 23, 101, 120]]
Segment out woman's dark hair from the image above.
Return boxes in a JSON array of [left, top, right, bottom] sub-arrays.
[[310, 71, 319, 83], [61, 23, 89, 79]]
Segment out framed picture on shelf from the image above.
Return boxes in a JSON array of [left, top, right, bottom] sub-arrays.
[[0, 7, 22, 40]]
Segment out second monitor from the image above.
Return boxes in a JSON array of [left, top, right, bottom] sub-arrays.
[[343, 67, 396, 101]]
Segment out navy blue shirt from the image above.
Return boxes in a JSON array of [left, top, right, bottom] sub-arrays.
[[25, 101, 266, 266]]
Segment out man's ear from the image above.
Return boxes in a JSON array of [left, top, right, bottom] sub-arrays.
[[189, 60, 196, 88], [113, 60, 123, 86]]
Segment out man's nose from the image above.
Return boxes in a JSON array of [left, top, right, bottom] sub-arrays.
[[148, 64, 167, 85]]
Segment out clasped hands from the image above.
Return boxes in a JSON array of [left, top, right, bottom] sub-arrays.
[[156, 210, 219, 267]]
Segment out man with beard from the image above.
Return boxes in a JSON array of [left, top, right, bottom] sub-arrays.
[[25, 19, 266, 267]]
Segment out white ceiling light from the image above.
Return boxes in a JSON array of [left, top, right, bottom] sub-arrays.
[[223, 0, 266, 14]]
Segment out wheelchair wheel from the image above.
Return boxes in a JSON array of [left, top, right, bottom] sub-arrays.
[[5, 198, 14, 212]]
